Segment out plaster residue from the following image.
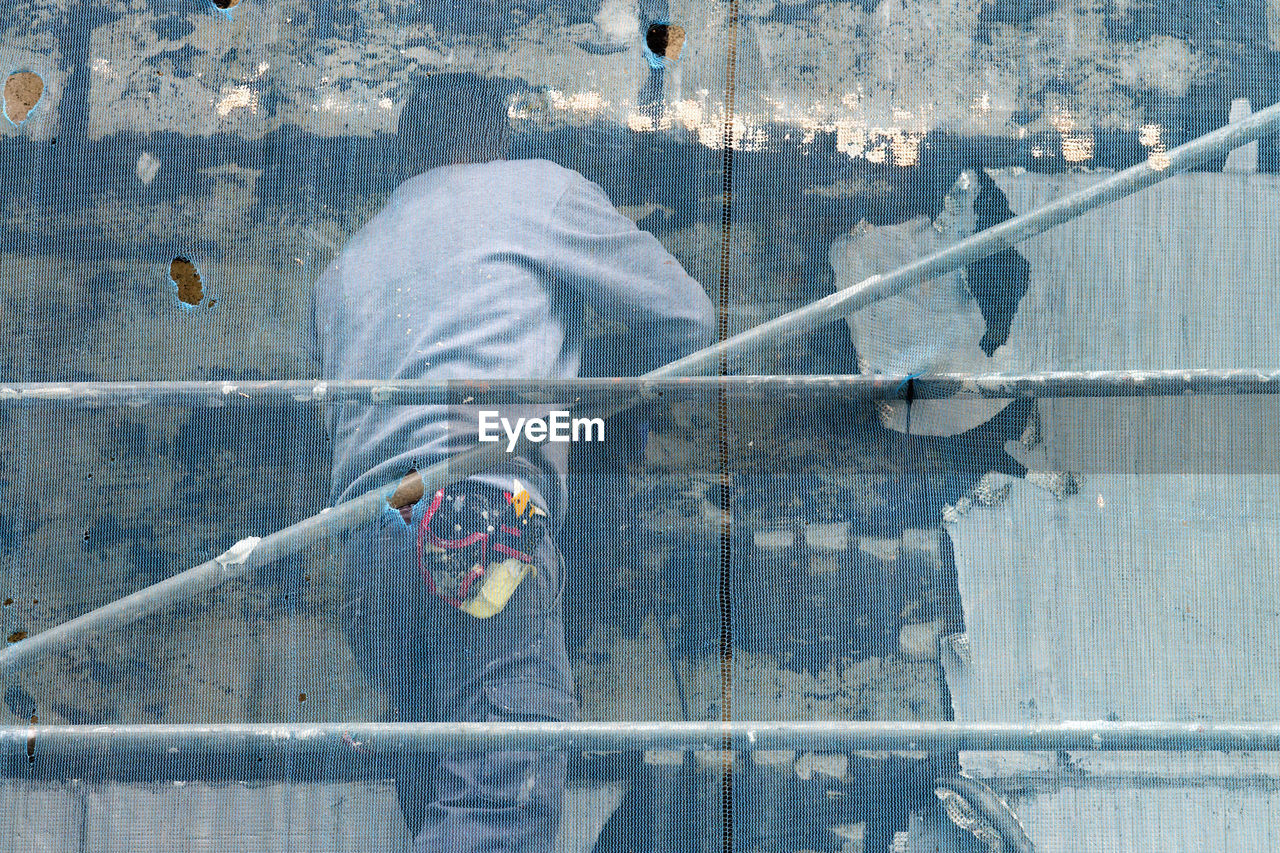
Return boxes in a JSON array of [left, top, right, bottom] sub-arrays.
[[1116, 36, 1204, 96], [1138, 122, 1171, 169], [135, 152, 161, 184], [79, 0, 1216, 145], [689, 651, 942, 722], [593, 0, 639, 46], [86, 5, 285, 139], [573, 623, 942, 724], [215, 84, 257, 117], [518, 0, 1209, 150]]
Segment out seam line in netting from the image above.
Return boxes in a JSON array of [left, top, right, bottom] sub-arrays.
[[714, 0, 741, 848]]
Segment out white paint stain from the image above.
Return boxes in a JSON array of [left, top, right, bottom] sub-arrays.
[[215, 536, 262, 569], [593, 0, 638, 46], [1063, 131, 1095, 163], [136, 152, 161, 184], [1140, 123, 1171, 170], [216, 85, 258, 117]]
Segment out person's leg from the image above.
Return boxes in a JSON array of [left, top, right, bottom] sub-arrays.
[[414, 529, 577, 853], [340, 505, 437, 838], [343, 488, 577, 853], [411, 730, 568, 853]]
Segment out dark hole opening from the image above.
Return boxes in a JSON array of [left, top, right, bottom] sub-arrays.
[[645, 24, 685, 59]]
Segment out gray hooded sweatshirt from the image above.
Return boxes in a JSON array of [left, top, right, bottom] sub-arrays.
[[312, 158, 715, 524]]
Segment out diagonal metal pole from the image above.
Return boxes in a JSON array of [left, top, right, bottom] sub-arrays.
[[4, 101, 1280, 674]]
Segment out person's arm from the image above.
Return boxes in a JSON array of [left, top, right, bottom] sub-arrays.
[[545, 176, 716, 375]]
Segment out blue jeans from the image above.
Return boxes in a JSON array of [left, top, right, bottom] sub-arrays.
[[341, 494, 578, 853]]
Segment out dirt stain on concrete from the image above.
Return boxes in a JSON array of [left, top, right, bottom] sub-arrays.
[[3, 72, 43, 125]]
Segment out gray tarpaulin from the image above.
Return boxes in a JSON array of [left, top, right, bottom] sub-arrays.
[[946, 473, 1280, 851], [5, 0, 1280, 847], [941, 171, 1280, 852]]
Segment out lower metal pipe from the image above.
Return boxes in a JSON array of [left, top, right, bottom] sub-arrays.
[[6, 721, 1280, 759]]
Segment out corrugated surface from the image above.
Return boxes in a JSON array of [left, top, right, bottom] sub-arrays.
[[0, 779, 631, 853], [0, 778, 642, 853], [991, 172, 1280, 477], [995, 173, 1280, 373], [0, 780, 406, 853], [945, 473, 1280, 851], [0, 780, 81, 853], [941, 173, 1280, 851]]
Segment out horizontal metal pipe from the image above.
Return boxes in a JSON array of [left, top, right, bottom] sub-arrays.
[[6, 105, 1275, 673], [3, 370, 1280, 405], [6, 721, 1280, 762]]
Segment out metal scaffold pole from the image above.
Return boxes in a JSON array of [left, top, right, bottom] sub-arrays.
[[6, 721, 1280, 761], [2, 369, 1280, 406], [3, 98, 1280, 686]]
